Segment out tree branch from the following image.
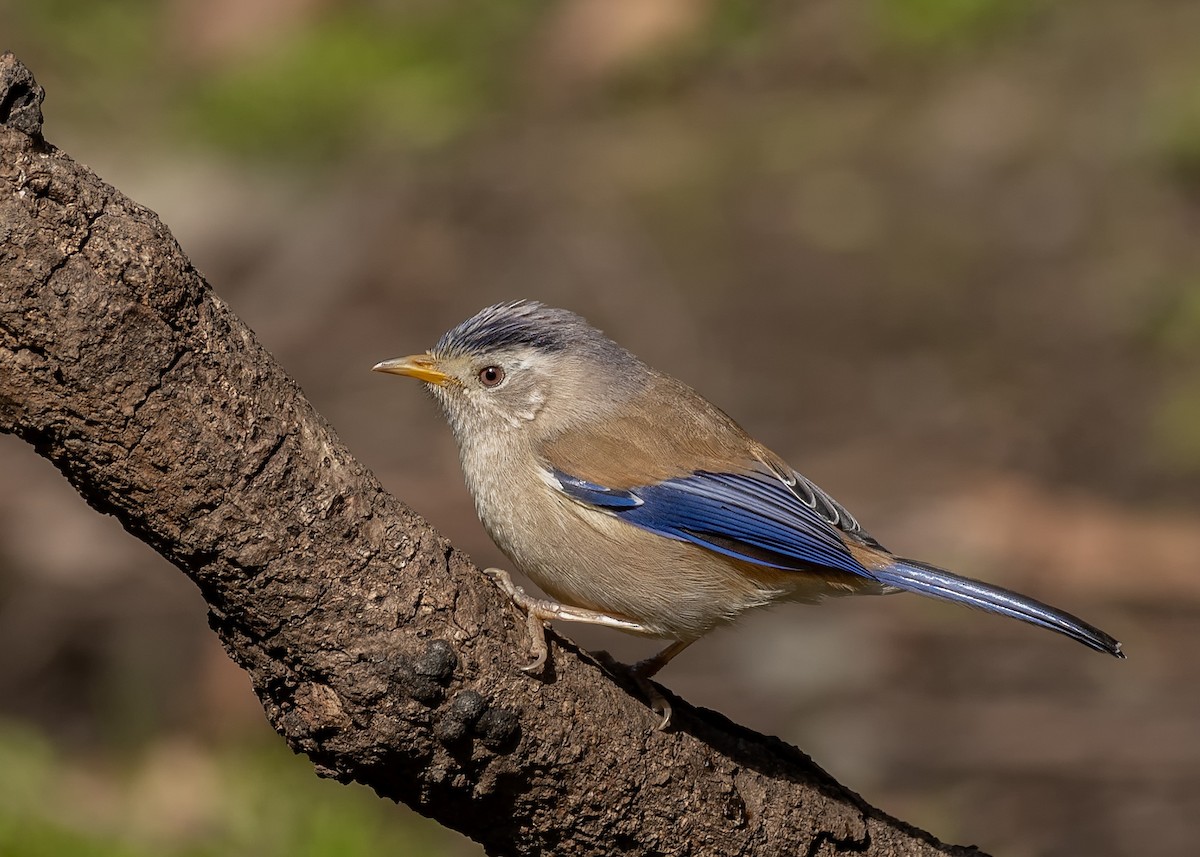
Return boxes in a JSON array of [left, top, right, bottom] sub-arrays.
[[0, 53, 983, 857]]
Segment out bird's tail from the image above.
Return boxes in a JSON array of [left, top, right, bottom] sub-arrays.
[[870, 558, 1125, 658]]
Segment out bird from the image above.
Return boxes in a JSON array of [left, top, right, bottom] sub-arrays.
[[374, 300, 1124, 727]]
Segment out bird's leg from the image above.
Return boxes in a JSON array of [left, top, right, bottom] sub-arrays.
[[591, 639, 694, 731], [483, 568, 690, 730], [626, 640, 694, 730], [482, 568, 652, 673], [631, 639, 694, 679]]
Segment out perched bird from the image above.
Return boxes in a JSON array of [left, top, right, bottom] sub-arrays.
[[374, 300, 1123, 726]]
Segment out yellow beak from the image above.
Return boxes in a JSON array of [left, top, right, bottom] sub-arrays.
[[372, 353, 454, 386]]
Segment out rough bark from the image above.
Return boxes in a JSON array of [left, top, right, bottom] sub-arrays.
[[0, 53, 984, 857]]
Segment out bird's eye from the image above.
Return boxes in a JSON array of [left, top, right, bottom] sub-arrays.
[[478, 365, 505, 388]]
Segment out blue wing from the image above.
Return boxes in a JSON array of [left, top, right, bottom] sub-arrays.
[[553, 472, 645, 509], [552, 468, 869, 576], [550, 467, 1126, 658]]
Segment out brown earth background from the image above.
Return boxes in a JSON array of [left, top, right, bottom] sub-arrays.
[[2, 2, 1199, 855]]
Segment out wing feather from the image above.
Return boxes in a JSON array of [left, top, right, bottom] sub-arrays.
[[551, 467, 869, 577]]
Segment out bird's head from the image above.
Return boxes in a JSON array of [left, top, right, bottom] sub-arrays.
[[374, 300, 646, 445]]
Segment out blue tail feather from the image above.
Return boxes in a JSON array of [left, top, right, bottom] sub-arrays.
[[871, 558, 1125, 658]]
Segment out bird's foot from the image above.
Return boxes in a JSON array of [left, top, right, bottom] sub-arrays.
[[632, 669, 674, 731], [593, 650, 674, 731], [628, 640, 694, 729], [482, 567, 657, 675], [482, 568, 552, 672]]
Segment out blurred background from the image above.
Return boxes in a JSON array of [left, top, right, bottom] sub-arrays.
[[2, 0, 1198, 854]]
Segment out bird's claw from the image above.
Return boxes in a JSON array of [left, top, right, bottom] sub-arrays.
[[633, 673, 673, 731], [517, 609, 549, 673], [593, 650, 675, 731], [483, 567, 550, 673]]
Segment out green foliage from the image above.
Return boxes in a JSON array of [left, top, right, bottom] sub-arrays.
[[1154, 78, 1200, 188], [704, 0, 772, 57], [0, 723, 465, 857], [871, 0, 1041, 53], [1144, 281, 1200, 470], [1154, 381, 1200, 471], [176, 4, 545, 159], [0, 727, 142, 857], [606, 0, 772, 103], [1141, 281, 1200, 356], [5, 0, 163, 129], [20, 0, 159, 74]]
